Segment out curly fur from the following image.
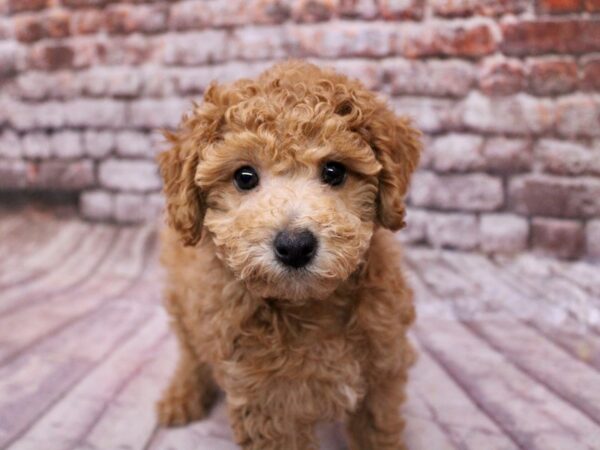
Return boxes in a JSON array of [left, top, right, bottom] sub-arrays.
[[156, 60, 422, 450]]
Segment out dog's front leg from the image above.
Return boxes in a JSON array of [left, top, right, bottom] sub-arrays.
[[157, 347, 218, 426], [227, 401, 317, 450], [346, 371, 408, 450]]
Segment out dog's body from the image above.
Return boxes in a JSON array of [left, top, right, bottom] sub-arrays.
[[157, 61, 421, 450]]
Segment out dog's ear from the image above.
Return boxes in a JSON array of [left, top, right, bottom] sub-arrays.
[[158, 84, 226, 246], [341, 95, 421, 231]]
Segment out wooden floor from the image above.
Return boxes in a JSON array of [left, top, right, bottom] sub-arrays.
[[1, 209, 600, 450]]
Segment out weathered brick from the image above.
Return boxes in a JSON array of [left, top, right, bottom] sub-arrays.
[[429, 133, 485, 172], [71, 9, 104, 34], [8, 101, 67, 131], [327, 59, 383, 91], [64, 99, 127, 128], [22, 132, 50, 158], [50, 131, 83, 159], [128, 98, 190, 129], [480, 213, 529, 254], [527, 58, 578, 96], [479, 57, 525, 96], [378, 0, 424, 20], [105, 3, 168, 34], [83, 130, 114, 158], [397, 208, 429, 244], [462, 92, 555, 135], [7, 0, 48, 13], [0, 41, 20, 78], [28, 43, 75, 70], [14, 14, 43, 42], [28, 160, 95, 190], [169, 0, 291, 30], [292, 0, 337, 22], [114, 192, 150, 223], [339, 0, 379, 19], [556, 95, 600, 138], [62, 0, 107, 7], [105, 69, 142, 98], [230, 26, 288, 60], [96, 34, 150, 66], [0, 130, 21, 159], [290, 22, 393, 58], [45, 9, 71, 39], [396, 21, 497, 58], [80, 189, 114, 220], [483, 137, 532, 172], [535, 139, 600, 176], [410, 171, 504, 211], [162, 31, 230, 66], [509, 174, 600, 218], [392, 97, 461, 134], [384, 59, 475, 97], [431, 0, 526, 16], [531, 218, 584, 260], [586, 220, 600, 259], [115, 131, 152, 157], [98, 158, 161, 192], [586, 0, 600, 10], [537, 0, 582, 13], [501, 19, 600, 56], [426, 212, 480, 250], [582, 57, 600, 91], [0, 159, 27, 189], [146, 192, 165, 219]]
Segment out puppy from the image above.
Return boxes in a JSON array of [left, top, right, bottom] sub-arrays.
[[156, 60, 421, 450]]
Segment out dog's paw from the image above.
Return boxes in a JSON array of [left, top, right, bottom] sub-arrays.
[[156, 389, 210, 427]]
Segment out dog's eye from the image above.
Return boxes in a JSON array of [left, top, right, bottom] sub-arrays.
[[233, 166, 259, 190], [321, 161, 346, 187]]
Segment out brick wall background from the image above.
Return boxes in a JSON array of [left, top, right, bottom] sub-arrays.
[[0, 0, 599, 260]]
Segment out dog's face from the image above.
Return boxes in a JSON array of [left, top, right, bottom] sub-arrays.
[[159, 62, 421, 301]]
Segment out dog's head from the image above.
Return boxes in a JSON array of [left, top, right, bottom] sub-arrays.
[[159, 61, 421, 301]]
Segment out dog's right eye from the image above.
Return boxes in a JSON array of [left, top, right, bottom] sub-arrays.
[[233, 166, 259, 190]]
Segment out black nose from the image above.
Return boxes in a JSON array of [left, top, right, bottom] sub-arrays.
[[274, 229, 317, 269]]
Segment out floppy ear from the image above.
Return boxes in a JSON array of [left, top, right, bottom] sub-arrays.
[[342, 94, 421, 231], [158, 84, 226, 246], [367, 107, 422, 231]]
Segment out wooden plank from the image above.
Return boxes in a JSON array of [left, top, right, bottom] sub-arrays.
[[0, 301, 151, 448], [0, 226, 155, 366], [78, 337, 179, 450], [0, 226, 117, 313], [407, 264, 600, 450], [466, 316, 600, 426], [8, 309, 169, 450], [0, 221, 86, 290], [406, 339, 517, 450]]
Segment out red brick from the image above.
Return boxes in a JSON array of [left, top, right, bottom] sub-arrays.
[[527, 58, 578, 95], [556, 95, 600, 138], [29, 44, 74, 70], [0, 159, 27, 190], [105, 4, 167, 34], [483, 138, 532, 172], [0, 42, 20, 78], [425, 212, 480, 250], [398, 22, 497, 58], [537, 0, 582, 14], [14, 15, 43, 42], [582, 57, 600, 91], [410, 171, 504, 211], [71, 9, 104, 34], [27, 160, 95, 190], [44, 9, 71, 39], [586, 0, 600, 11], [509, 174, 600, 219], [587, 220, 600, 259], [292, 0, 336, 22], [7, 0, 48, 13], [531, 218, 584, 260], [501, 20, 600, 56], [535, 139, 600, 176], [429, 134, 485, 172], [392, 97, 461, 134], [479, 57, 525, 96], [62, 0, 107, 7], [378, 0, 424, 20], [432, 0, 527, 16], [480, 214, 529, 254], [338, 0, 378, 19]]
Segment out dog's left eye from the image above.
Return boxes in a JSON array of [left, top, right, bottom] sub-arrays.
[[321, 161, 346, 187], [234, 166, 259, 190]]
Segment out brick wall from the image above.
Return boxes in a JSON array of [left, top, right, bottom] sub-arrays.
[[1, 0, 599, 260]]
